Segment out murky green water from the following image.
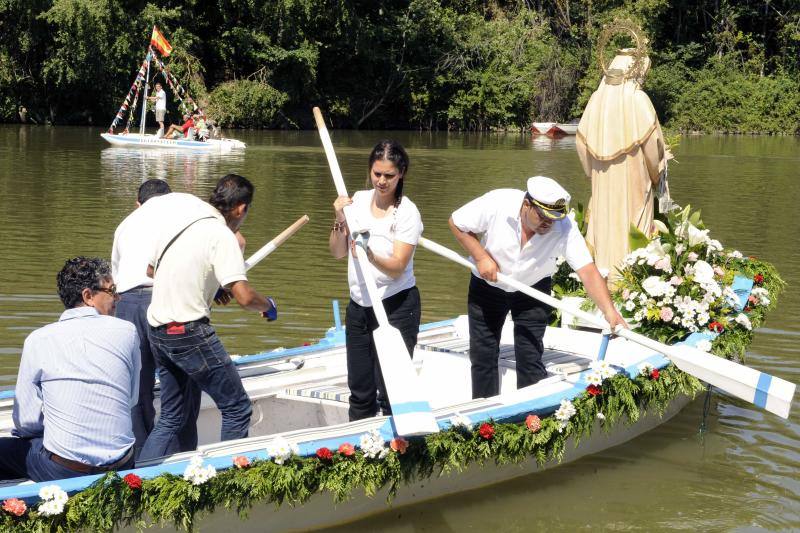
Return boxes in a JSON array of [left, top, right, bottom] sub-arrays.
[[1, 126, 797, 529]]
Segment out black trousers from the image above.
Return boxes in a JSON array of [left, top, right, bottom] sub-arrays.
[[468, 274, 553, 398], [345, 286, 421, 421]]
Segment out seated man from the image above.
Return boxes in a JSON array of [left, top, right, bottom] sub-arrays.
[[0, 257, 140, 482], [194, 111, 209, 141], [164, 113, 194, 139]]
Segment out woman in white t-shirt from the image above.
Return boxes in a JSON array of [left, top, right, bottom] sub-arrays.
[[329, 140, 423, 421]]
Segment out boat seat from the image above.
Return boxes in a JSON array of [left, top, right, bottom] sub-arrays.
[[284, 381, 350, 404]]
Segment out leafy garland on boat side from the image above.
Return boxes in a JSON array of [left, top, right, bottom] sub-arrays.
[[0, 206, 784, 532], [0, 363, 704, 532]]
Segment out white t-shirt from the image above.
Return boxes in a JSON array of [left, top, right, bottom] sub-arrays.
[[112, 193, 214, 293], [451, 188, 592, 292], [146, 198, 246, 326], [154, 89, 167, 111], [347, 190, 423, 307]]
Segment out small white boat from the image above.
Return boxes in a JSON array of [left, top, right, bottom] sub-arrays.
[[100, 132, 245, 152], [531, 121, 556, 135], [553, 123, 578, 135], [0, 308, 713, 531]]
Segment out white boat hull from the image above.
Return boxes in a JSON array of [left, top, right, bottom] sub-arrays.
[[100, 133, 245, 151]]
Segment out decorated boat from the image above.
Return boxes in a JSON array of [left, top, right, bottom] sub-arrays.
[[100, 27, 245, 152], [530, 122, 578, 137], [0, 204, 792, 530]]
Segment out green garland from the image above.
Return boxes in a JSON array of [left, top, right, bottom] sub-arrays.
[[1, 365, 703, 532]]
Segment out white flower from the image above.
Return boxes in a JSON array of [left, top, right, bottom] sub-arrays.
[[450, 413, 472, 430], [638, 362, 655, 376], [735, 313, 753, 330], [696, 339, 713, 352], [686, 252, 699, 263], [654, 256, 672, 273], [675, 243, 686, 255], [596, 412, 606, 421], [554, 399, 576, 423], [267, 436, 299, 465], [750, 287, 771, 306], [38, 484, 68, 515], [707, 239, 723, 253], [624, 300, 636, 312], [555, 255, 565, 266], [727, 250, 743, 259], [686, 224, 710, 247], [642, 276, 671, 298], [590, 359, 617, 379], [183, 455, 217, 485], [568, 272, 580, 281], [586, 371, 603, 386], [359, 428, 389, 459]]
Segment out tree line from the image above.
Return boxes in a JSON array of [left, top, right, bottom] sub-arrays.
[[1, 0, 798, 133]]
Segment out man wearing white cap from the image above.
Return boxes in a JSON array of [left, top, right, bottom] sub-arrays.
[[449, 176, 625, 398]]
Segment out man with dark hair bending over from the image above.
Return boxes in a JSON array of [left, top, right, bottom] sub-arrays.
[[0, 257, 139, 481], [138, 174, 277, 462]]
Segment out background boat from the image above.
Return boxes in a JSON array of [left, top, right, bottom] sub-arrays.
[[100, 132, 245, 152]]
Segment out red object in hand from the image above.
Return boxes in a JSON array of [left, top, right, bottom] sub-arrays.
[[478, 422, 495, 440], [123, 473, 142, 490]]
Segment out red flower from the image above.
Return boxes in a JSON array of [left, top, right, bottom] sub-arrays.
[[753, 274, 764, 285], [303, 342, 311, 346], [2, 498, 26, 516], [338, 443, 355, 456], [232, 456, 250, 469], [744, 305, 753, 312], [586, 384, 602, 396], [650, 368, 660, 380], [123, 473, 142, 490], [390, 437, 409, 454], [478, 422, 495, 440], [525, 414, 541, 433], [708, 321, 724, 334], [316, 447, 333, 461]]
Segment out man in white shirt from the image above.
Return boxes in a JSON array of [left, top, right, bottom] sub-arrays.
[[138, 174, 277, 462], [112, 179, 171, 458], [449, 176, 626, 398], [147, 82, 167, 137]]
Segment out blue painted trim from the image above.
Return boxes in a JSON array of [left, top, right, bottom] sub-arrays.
[[753, 373, 771, 408], [0, 390, 14, 400], [419, 318, 456, 331], [597, 333, 611, 361], [333, 300, 342, 330], [391, 401, 433, 415]]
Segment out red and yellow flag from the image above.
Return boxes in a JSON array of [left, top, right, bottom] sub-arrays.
[[150, 26, 172, 57]]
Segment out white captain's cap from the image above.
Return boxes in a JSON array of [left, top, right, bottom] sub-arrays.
[[525, 176, 570, 220]]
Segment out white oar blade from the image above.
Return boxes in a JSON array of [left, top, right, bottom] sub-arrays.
[[373, 325, 439, 436], [670, 345, 795, 419]]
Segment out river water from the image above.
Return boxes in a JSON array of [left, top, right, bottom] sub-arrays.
[[0, 126, 797, 530]]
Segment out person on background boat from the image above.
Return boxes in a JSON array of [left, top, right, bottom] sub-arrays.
[[449, 176, 626, 399], [147, 82, 167, 138], [194, 111, 209, 141], [164, 112, 194, 140], [329, 140, 423, 421], [112, 179, 174, 459], [0, 257, 139, 481], [138, 174, 277, 462]]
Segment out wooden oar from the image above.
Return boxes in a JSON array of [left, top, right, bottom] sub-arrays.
[[244, 215, 310, 271], [418, 237, 796, 419], [313, 107, 439, 436]]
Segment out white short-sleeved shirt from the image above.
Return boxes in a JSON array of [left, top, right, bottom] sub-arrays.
[[451, 188, 592, 292], [347, 190, 423, 307], [146, 199, 246, 326], [154, 89, 167, 111]]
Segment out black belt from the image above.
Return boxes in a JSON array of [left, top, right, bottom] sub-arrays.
[[155, 317, 210, 330], [47, 446, 134, 474]]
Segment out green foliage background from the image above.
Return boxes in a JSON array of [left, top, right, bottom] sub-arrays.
[[0, 0, 798, 131]]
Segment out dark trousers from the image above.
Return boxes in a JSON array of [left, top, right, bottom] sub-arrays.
[[0, 437, 133, 482], [346, 286, 421, 421], [468, 275, 553, 398], [138, 320, 252, 462], [115, 287, 156, 459]]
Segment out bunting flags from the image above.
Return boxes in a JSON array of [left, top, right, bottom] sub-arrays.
[[108, 57, 149, 131], [150, 26, 172, 57]]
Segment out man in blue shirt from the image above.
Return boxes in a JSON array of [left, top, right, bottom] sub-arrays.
[[0, 257, 140, 481]]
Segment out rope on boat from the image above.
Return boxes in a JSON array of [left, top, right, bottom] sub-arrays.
[[698, 383, 714, 435]]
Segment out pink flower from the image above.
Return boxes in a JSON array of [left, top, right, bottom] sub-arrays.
[[654, 257, 671, 271], [525, 414, 541, 433], [232, 456, 250, 469], [687, 252, 699, 262], [622, 288, 631, 300], [338, 443, 355, 456], [669, 276, 683, 286], [2, 498, 26, 516], [714, 266, 725, 277], [659, 307, 674, 322], [390, 437, 409, 454]]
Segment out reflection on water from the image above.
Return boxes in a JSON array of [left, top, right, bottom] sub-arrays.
[[0, 126, 798, 529], [100, 147, 246, 196]]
